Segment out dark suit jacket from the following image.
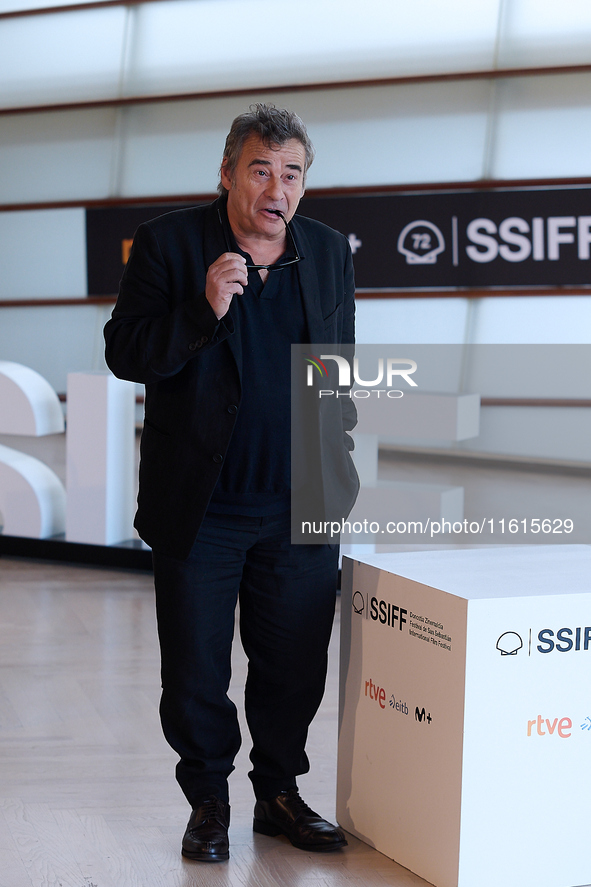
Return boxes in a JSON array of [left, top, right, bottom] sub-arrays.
[[104, 198, 358, 559]]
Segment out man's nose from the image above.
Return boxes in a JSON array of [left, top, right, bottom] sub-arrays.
[[265, 176, 284, 200]]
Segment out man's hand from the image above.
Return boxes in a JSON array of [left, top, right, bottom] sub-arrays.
[[206, 253, 248, 319]]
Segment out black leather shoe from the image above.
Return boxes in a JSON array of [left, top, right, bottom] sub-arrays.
[[253, 789, 347, 852], [181, 797, 230, 862]]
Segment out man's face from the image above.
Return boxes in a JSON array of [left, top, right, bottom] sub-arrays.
[[221, 135, 306, 241]]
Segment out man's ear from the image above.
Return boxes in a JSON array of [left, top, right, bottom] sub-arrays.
[[220, 160, 233, 191]]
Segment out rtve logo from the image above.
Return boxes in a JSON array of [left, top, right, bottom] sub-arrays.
[[365, 677, 386, 709], [527, 715, 572, 739]]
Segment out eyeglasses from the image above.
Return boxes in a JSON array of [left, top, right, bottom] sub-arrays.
[[219, 207, 303, 272]]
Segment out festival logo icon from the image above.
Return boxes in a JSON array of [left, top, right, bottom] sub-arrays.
[[352, 591, 365, 615], [397, 220, 445, 264], [496, 631, 523, 656]]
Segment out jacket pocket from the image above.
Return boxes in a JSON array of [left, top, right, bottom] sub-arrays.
[[322, 303, 342, 340], [143, 417, 171, 437]]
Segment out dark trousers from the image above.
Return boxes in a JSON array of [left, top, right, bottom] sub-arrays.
[[152, 510, 339, 807]]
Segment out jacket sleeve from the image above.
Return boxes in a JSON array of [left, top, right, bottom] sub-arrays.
[[340, 242, 358, 442], [104, 222, 233, 385]]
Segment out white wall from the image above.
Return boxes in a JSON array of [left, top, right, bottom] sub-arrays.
[[4, 73, 591, 204], [359, 340, 591, 465], [0, 209, 87, 299], [4, 0, 591, 111], [0, 304, 110, 394]]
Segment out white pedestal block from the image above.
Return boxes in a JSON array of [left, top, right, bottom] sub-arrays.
[[66, 372, 135, 546], [338, 546, 591, 887], [350, 433, 379, 485], [347, 393, 478, 555], [351, 392, 480, 485], [354, 391, 480, 441], [342, 481, 463, 547]]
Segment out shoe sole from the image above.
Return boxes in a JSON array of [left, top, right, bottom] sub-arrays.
[[253, 818, 347, 852], [181, 848, 229, 862]]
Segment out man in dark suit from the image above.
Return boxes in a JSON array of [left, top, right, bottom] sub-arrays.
[[104, 103, 357, 862]]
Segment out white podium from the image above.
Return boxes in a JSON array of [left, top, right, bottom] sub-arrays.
[[338, 546, 591, 887], [66, 372, 135, 545], [342, 391, 479, 549]]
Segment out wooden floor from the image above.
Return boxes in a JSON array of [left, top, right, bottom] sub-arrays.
[[2, 434, 586, 885], [0, 556, 427, 887]]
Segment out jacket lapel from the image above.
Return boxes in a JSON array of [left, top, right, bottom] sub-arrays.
[[292, 219, 325, 344]]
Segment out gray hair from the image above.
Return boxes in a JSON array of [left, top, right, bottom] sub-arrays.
[[218, 103, 315, 196]]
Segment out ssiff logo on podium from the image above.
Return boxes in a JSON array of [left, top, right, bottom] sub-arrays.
[[338, 559, 468, 887], [338, 548, 591, 887], [451, 571, 591, 887]]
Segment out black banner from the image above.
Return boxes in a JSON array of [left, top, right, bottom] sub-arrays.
[[86, 187, 591, 295], [300, 188, 591, 291], [86, 203, 195, 296]]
